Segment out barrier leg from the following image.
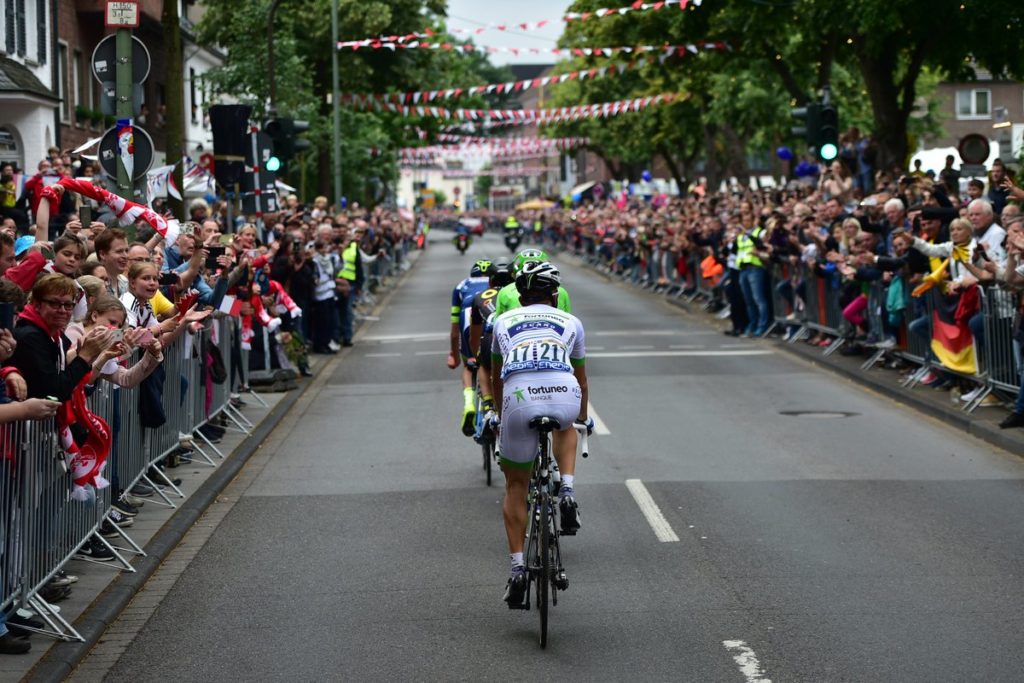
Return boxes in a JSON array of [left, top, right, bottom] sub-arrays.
[[24, 594, 86, 642]]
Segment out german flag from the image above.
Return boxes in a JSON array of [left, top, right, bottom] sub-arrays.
[[930, 285, 979, 375]]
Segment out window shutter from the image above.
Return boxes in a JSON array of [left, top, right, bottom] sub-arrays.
[[35, 0, 44, 64], [15, 0, 25, 57], [5, 0, 15, 55]]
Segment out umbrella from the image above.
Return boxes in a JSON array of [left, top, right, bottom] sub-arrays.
[[515, 199, 555, 210]]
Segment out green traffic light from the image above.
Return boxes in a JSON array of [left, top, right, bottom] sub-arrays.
[[820, 143, 838, 161], [266, 156, 282, 172]]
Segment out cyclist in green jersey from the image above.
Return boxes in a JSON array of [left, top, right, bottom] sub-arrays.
[[493, 248, 573, 317]]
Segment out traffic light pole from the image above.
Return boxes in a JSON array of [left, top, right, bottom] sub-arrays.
[[114, 27, 133, 200], [331, 0, 343, 204]]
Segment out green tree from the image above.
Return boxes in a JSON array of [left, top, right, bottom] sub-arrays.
[[196, 0, 509, 204]]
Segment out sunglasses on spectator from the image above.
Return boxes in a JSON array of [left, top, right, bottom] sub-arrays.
[[40, 299, 75, 310]]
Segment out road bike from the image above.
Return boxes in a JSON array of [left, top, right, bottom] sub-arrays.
[[468, 361, 495, 486], [518, 416, 589, 648]]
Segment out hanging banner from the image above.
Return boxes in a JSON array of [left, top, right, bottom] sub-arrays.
[[342, 47, 723, 107], [338, 0, 704, 49], [365, 93, 678, 123]]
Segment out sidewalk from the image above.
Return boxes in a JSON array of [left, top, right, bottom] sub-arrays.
[[17, 249, 423, 682], [566, 252, 1024, 459]]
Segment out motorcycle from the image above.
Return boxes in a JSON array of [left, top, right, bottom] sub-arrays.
[[454, 232, 471, 255], [504, 228, 522, 253]]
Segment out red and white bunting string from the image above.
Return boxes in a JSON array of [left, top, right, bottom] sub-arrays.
[[361, 93, 677, 122], [338, 40, 726, 56], [443, 166, 552, 178], [343, 46, 723, 107], [399, 138, 588, 161], [338, 0, 703, 49], [431, 133, 587, 145]]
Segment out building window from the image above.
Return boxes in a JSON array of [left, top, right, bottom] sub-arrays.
[[57, 41, 69, 122], [9, 0, 26, 58], [955, 89, 991, 120], [74, 49, 85, 111], [189, 68, 198, 124], [34, 0, 43, 64]]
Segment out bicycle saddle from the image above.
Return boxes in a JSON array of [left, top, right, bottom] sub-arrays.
[[529, 415, 562, 432]]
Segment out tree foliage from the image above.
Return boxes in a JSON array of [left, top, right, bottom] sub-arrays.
[[196, 0, 511, 203], [547, 0, 1024, 185]]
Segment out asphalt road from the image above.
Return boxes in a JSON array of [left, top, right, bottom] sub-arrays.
[[101, 232, 1024, 682]]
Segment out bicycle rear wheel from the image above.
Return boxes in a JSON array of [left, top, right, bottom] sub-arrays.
[[537, 489, 550, 648], [483, 435, 493, 486]]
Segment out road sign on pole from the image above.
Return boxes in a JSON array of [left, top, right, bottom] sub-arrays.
[[105, 1, 139, 28]]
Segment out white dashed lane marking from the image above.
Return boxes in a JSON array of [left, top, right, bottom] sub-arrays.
[[624, 479, 679, 543], [586, 401, 610, 435], [722, 640, 772, 683]]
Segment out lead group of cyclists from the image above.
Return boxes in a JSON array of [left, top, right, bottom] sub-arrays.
[[447, 248, 594, 608]]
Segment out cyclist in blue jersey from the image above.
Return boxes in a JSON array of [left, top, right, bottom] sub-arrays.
[[447, 259, 492, 435]]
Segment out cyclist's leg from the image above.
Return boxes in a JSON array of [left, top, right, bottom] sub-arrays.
[[498, 386, 539, 605]]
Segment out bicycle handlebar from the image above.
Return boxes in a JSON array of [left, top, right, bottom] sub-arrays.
[[576, 425, 590, 458]]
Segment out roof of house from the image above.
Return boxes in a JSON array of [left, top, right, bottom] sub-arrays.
[[0, 56, 58, 101]]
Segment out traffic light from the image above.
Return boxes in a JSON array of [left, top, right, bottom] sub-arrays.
[[817, 103, 839, 161], [264, 116, 311, 166], [791, 103, 821, 147]]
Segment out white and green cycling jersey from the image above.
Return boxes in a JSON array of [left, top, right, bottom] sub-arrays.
[[490, 304, 586, 381]]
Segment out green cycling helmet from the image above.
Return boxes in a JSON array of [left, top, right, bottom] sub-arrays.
[[513, 248, 548, 274], [470, 259, 493, 278]]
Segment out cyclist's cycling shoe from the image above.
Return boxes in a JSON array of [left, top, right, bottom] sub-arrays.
[[504, 566, 528, 609], [559, 492, 581, 536], [461, 406, 477, 437]]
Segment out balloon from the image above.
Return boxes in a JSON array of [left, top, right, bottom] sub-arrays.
[[776, 146, 794, 161], [571, 192, 582, 204], [592, 183, 604, 197], [641, 170, 653, 182], [340, 196, 348, 209]]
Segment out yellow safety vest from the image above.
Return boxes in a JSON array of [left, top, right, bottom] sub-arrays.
[[736, 227, 765, 268], [338, 242, 358, 281], [505, 216, 519, 229]]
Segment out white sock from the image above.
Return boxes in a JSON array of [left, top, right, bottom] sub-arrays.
[[560, 474, 574, 491], [510, 552, 524, 569]]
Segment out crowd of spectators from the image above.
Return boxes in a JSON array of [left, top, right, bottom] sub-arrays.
[[493, 155, 1024, 428], [0, 147, 418, 654]]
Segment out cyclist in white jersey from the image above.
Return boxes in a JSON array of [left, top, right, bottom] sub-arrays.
[[489, 261, 593, 607]]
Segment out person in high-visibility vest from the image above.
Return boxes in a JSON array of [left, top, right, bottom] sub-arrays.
[[735, 211, 771, 337], [504, 214, 520, 232], [336, 225, 364, 347]]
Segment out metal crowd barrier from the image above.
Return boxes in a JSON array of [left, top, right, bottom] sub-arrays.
[[0, 314, 247, 642], [579, 252, 1022, 414]]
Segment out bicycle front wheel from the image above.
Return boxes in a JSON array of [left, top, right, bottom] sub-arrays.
[[537, 490, 550, 648]]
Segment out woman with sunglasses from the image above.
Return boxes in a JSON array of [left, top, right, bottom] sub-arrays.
[[8, 273, 114, 401]]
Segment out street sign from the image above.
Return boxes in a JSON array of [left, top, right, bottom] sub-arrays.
[[960, 163, 987, 178], [98, 82, 144, 116], [99, 124, 154, 181], [91, 34, 150, 84], [105, 1, 140, 28], [957, 133, 991, 165]]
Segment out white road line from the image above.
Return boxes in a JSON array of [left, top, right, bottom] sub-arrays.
[[588, 350, 772, 358], [587, 346, 606, 351], [414, 350, 450, 356], [586, 401, 610, 435], [619, 344, 654, 350], [364, 353, 402, 358], [595, 330, 717, 337], [722, 641, 772, 683], [668, 344, 705, 350], [362, 331, 449, 342], [719, 343, 753, 349], [624, 479, 679, 542]]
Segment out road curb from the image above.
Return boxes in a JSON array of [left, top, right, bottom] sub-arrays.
[[28, 249, 425, 683], [565, 254, 1024, 458], [28, 383, 305, 683]]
